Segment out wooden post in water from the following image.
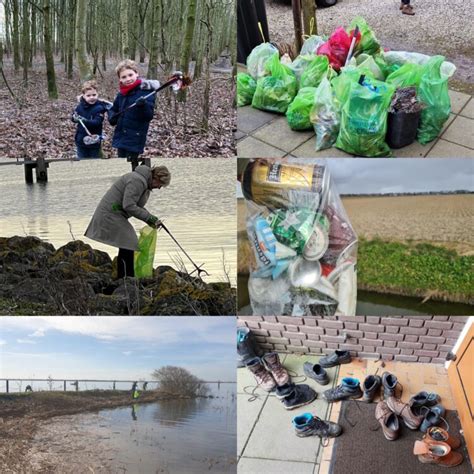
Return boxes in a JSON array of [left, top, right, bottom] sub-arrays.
[[24, 161, 34, 184], [35, 157, 48, 182], [64, 380, 66, 391], [6, 380, 9, 393], [113, 381, 116, 390]]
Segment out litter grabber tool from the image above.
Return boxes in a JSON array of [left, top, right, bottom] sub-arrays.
[[344, 26, 360, 67], [112, 72, 192, 120], [160, 223, 209, 278], [75, 115, 103, 145]]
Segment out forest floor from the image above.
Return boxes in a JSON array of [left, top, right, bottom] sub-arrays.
[[0, 57, 236, 159], [0, 390, 207, 472]]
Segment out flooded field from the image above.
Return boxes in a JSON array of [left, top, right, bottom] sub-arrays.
[[0, 159, 236, 284], [26, 388, 236, 473]]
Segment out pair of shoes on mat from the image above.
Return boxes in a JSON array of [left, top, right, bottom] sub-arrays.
[[414, 427, 463, 467]]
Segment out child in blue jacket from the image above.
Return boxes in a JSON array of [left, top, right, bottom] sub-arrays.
[[108, 60, 160, 166], [72, 80, 110, 159]]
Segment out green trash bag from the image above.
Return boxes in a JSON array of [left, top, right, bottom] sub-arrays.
[[300, 55, 329, 89], [348, 16, 381, 57], [252, 52, 298, 114], [300, 35, 326, 55], [286, 87, 317, 130], [134, 226, 157, 278], [310, 77, 341, 151], [237, 73, 257, 107], [351, 54, 384, 81], [289, 54, 317, 85], [335, 76, 395, 157], [373, 54, 398, 80], [246, 42, 279, 80], [386, 62, 423, 89], [417, 56, 451, 145]]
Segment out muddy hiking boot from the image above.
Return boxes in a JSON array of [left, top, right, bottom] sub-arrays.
[[382, 372, 400, 399], [245, 357, 275, 392], [276, 383, 317, 410], [323, 377, 362, 402], [293, 413, 342, 441], [303, 362, 329, 385], [375, 401, 400, 441], [420, 405, 446, 433], [425, 426, 461, 450], [386, 396, 424, 430], [262, 352, 290, 386], [410, 391, 441, 409], [414, 439, 464, 468], [362, 375, 382, 403], [319, 350, 352, 368], [237, 327, 263, 368]]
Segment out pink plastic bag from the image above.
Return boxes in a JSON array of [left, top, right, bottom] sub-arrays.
[[317, 27, 352, 71]]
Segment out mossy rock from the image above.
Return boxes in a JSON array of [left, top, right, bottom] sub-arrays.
[[49, 240, 112, 270]]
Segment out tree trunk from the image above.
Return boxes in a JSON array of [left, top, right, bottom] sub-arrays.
[[66, 0, 75, 79], [12, 0, 21, 71], [75, 0, 92, 80], [30, 4, 37, 64], [177, 0, 196, 102], [120, 0, 129, 58], [22, 0, 30, 84], [147, 0, 161, 78], [301, 0, 317, 36], [291, 0, 303, 55], [43, 0, 58, 99]]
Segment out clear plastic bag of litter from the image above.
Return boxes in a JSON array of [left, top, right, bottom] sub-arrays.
[[241, 159, 358, 316]]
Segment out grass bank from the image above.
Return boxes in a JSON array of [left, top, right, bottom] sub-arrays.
[[358, 239, 474, 304]]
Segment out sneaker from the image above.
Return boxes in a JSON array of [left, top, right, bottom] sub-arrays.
[[303, 362, 329, 385], [420, 405, 446, 433], [245, 357, 276, 392], [293, 412, 342, 439], [362, 375, 382, 403], [276, 383, 317, 410], [323, 377, 362, 402], [237, 327, 263, 368], [319, 350, 352, 368], [382, 372, 399, 399], [262, 352, 290, 386]]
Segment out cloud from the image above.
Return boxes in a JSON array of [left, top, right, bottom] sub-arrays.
[[29, 329, 45, 338], [0, 340, 6, 346], [17, 339, 37, 344], [122, 351, 133, 356]]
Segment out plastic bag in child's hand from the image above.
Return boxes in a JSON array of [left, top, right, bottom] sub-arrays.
[[135, 97, 147, 107], [140, 79, 161, 91]]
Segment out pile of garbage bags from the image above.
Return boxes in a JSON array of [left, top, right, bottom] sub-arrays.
[[237, 17, 456, 156], [242, 159, 357, 316]]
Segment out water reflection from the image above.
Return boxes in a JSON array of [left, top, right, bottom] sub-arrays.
[[152, 398, 207, 427]]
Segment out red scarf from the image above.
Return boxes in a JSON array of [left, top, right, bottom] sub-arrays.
[[119, 78, 142, 95]]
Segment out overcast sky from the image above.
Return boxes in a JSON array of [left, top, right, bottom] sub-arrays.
[[237, 158, 474, 196], [0, 317, 236, 382]]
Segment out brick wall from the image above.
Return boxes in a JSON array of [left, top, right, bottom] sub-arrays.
[[237, 316, 468, 364]]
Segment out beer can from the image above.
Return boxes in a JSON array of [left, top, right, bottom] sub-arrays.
[[241, 160, 329, 210]]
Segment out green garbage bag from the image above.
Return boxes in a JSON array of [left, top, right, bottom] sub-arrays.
[[134, 226, 157, 278], [331, 68, 360, 105], [286, 87, 317, 130], [310, 77, 341, 150], [352, 54, 384, 81], [246, 42, 279, 80], [348, 17, 381, 57], [386, 62, 423, 89], [417, 56, 451, 144], [252, 52, 298, 114], [237, 73, 257, 107], [300, 35, 326, 55], [335, 76, 395, 157], [289, 54, 317, 85], [300, 55, 329, 89], [373, 54, 398, 80]]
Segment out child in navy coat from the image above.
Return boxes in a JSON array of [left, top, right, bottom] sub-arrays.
[[108, 60, 160, 166], [72, 80, 110, 159]]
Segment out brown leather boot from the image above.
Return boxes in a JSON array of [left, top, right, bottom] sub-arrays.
[[401, 4, 415, 15], [246, 357, 276, 392], [425, 426, 462, 450], [387, 396, 423, 429], [375, 401, 400, 440], [414, 440, 464, 467], [261, 352, 290, 386]]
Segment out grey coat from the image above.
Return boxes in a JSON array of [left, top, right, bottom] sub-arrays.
[[85, 166, 153, 250]]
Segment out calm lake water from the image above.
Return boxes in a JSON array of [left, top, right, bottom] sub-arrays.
[[31, 386, 236, 474], [0, 159, 236, 283]]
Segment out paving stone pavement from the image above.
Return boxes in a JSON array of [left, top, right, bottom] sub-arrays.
[[237, 90, 474, 158]]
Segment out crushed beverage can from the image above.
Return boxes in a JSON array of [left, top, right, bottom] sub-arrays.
[[303, 214, 330, 261]]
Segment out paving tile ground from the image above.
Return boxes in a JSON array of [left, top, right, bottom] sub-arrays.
[[237, 84, 473, 158], [238, 354, 458, 474]]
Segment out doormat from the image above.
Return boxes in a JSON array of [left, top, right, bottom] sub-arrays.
[[329, 401, 472, 473]]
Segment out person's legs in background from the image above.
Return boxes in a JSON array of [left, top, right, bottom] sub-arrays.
[[117, 148, 141, 170], [400, 0, 415, 15], [117, 248, 135, 278]]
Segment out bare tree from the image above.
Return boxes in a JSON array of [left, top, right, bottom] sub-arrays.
[[152, 366, 209, 397]]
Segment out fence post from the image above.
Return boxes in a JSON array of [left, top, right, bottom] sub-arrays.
[[64, 380, 66, 391], [35, 157, 48, 182], [6, 380, 9, 393], [24, 161, 34, 184]]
